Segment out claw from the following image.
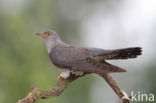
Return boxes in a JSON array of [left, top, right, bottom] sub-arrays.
[[57, 75, 62, 80]]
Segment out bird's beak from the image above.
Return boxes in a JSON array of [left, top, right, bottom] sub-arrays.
[[36, 32, 47, 37], [36, 32, 41, 36]]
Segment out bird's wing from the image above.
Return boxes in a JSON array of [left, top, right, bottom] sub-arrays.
[[85, 57, 127, 73], [89, 47, 142, 61], [49, 45, 90, 69]]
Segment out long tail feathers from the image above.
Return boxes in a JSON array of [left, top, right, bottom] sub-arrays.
[[92, 47, 142, 60], [109, 47, 142, 59]]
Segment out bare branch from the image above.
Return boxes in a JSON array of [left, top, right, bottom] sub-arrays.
[[18, 75, 81, 103], [99, 73, 130, 103], [18, 73, 131, 103]]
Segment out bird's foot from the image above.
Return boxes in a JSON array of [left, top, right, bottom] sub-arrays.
[[58, 69, 71, 80], [58, 69, 84, 80], [57, 74, 69, 80], [57, 75, 63, 80]]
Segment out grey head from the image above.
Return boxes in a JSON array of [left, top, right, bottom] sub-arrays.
[[36, 30, 63, 53]]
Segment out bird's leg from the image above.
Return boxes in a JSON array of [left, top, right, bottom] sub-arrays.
[[57, 69, 85, 80], [99, 73, 130, 103], [57, 69, 71, 80]]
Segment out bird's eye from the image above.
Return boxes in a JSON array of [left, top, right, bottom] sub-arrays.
[[47, 32, 51, 36]]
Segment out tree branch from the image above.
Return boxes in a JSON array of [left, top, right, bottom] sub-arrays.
[[99, 73, 130, 103], [18, 73, 131, 103], [18, 74, 81, 103]]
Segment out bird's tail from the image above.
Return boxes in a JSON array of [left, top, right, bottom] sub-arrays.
[[107, 47, 142, 60], [92, 47, 142, 60]]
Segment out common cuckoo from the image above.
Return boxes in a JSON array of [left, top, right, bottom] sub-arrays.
[[36, 30, 142, 79]]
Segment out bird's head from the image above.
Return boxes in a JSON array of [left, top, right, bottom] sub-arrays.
[[36, 30, 59, 40], [36, 30, 62, 53]]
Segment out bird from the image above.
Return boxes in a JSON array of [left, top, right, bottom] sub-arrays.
[[36, 30, 142, 79]]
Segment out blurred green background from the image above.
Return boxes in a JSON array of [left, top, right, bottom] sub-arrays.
[[0, 0, 156, 103]]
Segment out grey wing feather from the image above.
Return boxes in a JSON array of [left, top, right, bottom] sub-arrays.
[[49, 45, 90, 70]]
